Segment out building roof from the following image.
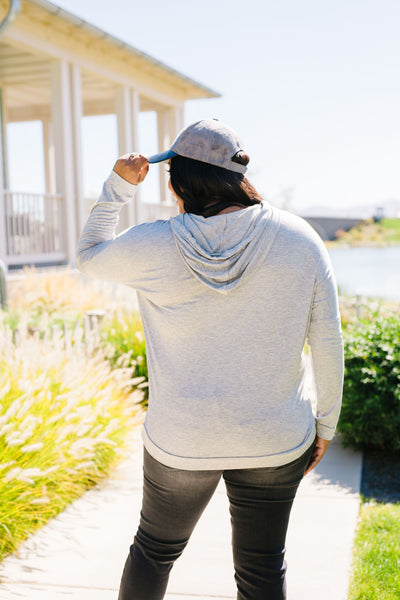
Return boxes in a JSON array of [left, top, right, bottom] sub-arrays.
[[29, 0, 220, 100], [29, 0, 220, 98], [0, 0, 220, 120]]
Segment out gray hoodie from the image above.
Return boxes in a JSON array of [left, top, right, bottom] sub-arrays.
[[76, 171, 344, 470]]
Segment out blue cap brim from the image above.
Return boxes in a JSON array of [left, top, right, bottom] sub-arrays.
[[148, 149, 177, 164]]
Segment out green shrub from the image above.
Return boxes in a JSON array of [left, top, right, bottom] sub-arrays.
[[101, 310, 149, 407], [338, 316, 400, 452]]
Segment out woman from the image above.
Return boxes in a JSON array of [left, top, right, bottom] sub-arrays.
[[76, 119, 344, 600]]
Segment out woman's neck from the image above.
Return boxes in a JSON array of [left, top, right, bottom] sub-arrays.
[[216, 205, 245, 215]]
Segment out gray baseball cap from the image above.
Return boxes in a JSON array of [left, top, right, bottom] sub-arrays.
[[148, 119, 248, 174]]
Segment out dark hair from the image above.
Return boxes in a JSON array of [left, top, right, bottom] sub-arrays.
[[169, 155, 263, 218]]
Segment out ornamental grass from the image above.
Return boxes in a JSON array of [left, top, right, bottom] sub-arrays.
[[101, 308, 149, 407], [7, 265, 111, 314], [0, 316, 143, 560]]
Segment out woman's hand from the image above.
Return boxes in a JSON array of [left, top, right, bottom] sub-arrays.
[[113, 153, 149, 185], [304, 436, 330, 476]]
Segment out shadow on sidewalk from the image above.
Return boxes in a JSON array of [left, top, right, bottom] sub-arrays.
[[302, 439, 362, 497]]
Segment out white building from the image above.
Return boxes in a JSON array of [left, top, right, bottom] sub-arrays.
[[0, 0, 218, 268]]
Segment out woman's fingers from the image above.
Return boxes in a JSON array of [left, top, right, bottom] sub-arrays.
[[113, 153, 149, 185], [304, 436, 330, 476]]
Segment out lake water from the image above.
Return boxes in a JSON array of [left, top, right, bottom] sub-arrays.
[[328, 246, 400, 300]]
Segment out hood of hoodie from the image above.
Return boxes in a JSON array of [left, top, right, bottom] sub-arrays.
[[169, 202, 281, 294]]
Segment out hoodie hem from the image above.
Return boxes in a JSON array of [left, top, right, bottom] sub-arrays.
[[141, 424, 316, 471]]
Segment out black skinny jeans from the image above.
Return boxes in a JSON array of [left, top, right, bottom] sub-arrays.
[[118, 444, 314, 600]]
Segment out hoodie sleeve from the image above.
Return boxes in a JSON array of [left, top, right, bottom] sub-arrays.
[[75, 171, 168, 287], [76, 170, 136, 280], [306, 244, 344, 440]]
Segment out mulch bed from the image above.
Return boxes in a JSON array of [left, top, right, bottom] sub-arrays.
[[361, 450, 400, 503]]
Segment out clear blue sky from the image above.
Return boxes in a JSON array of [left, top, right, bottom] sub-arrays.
[[8, 0, 400, 215]]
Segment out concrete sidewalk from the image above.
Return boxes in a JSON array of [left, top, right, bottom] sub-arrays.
[[0, 433, 362, 600]]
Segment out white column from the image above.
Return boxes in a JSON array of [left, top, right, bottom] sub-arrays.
[[0, 88, 9, 263], [115, 86, 133, 230], [157, 108, 177, 203], [41, 120, 56, 254], [0, 88, 10, 190], [129, 89, 140, 225], [173, 105, 184, 135], [42, 120, 56, 195], [115, 86, 133, 155], [158, 106, 183, 205], [50, 59, 78, 265], [157, 109, 170, 205], [69, 64, 85, 237]]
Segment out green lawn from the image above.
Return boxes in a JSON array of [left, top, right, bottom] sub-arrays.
[[380, 218, 400, 242], [328, 217, 400, 246], [348, 503, 400, 600], [380, 218, 400, 232]]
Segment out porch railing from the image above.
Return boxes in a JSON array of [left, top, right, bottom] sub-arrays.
[[138, 202, 177, 222], [1, 192, 177, 267], [2, 190, 66, 265], [87, 198, 178, 225]]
